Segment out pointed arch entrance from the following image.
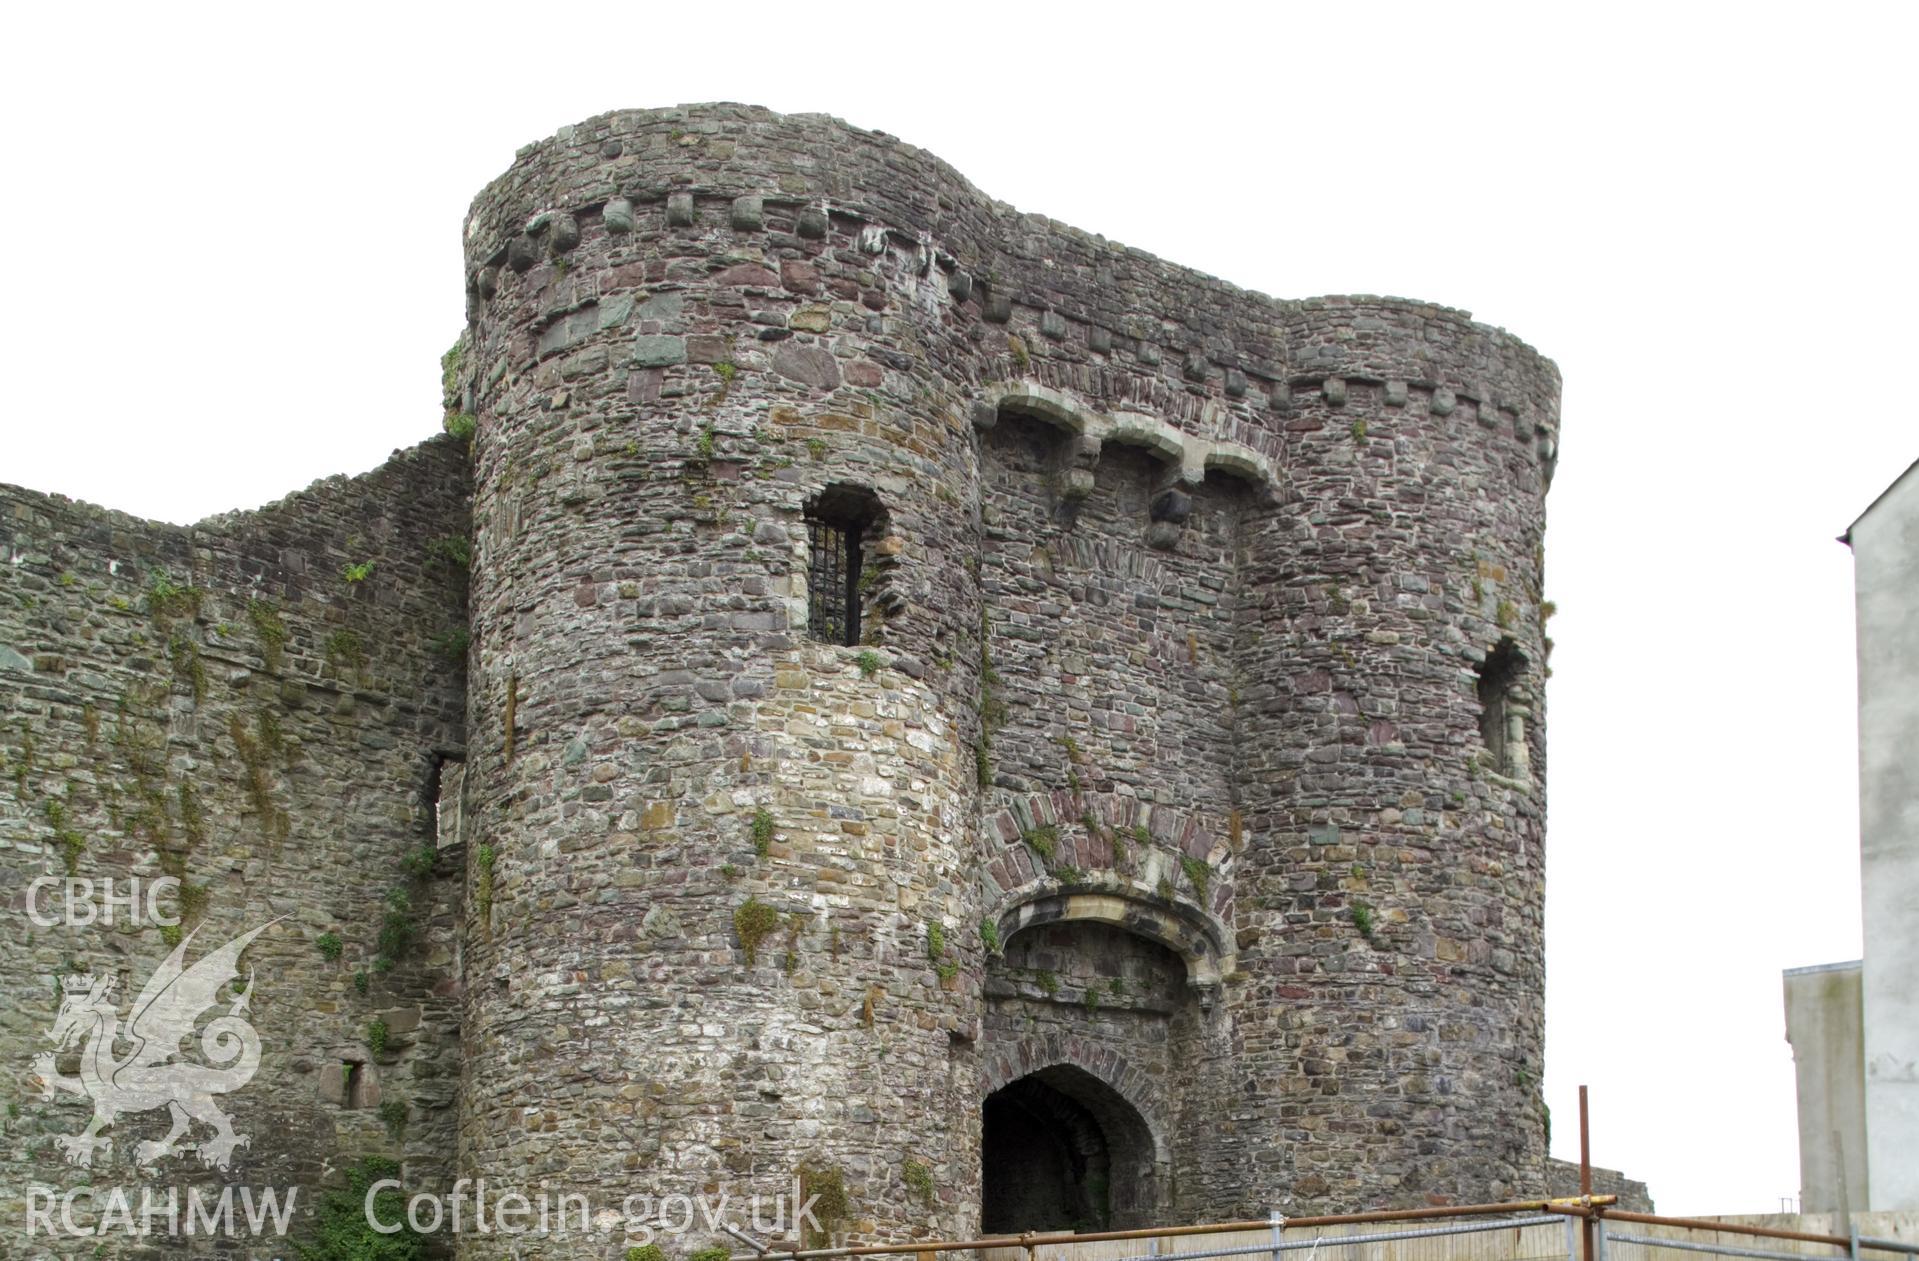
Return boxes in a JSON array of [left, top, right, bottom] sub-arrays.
[[980, 1063, 1161, 1233]]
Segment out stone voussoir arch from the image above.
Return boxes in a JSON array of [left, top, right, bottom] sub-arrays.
[[988, 873, 1234, 992], [984, 790, 1231, 871], [980, 1037, 1171, 1162]]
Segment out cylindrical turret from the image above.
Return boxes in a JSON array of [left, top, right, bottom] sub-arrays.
[[457, 108, 993, 1253], [1224, 299, 1559, 1209]]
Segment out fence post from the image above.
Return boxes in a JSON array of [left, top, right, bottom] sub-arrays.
[[1581, 1087, 1596, 1261], [1565, 1214, 1581, 1261], [1596, 1216, 1608, 1261], [1271, 1210, 1287, 1261]]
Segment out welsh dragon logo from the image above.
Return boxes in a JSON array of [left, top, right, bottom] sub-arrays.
[[31, 920, 278, 1170]]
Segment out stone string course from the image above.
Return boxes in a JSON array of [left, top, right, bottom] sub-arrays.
[[0, 102, 1566, 1256]]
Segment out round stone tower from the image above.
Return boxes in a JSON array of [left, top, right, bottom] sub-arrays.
[[452, 104, 1560, 1254]]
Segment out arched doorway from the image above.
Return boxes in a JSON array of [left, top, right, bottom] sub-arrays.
[[980, 1064, 1159, 1233]]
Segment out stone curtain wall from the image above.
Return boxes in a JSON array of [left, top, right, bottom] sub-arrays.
[[0, 440, 471, 1240], [451, 99, 1560, 1252], [1544, 1159, 1655, 1213]]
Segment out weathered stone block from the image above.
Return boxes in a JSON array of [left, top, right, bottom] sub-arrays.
[[714, 263, 779, 287], [772, 343, 841, 389], [637, 291, 683, 324], [506, 234, 539, 273], [1060, 468, 1097, 500], [685, 335, 729, 364], [1151, 488, 1193, 524], [631, 334, 686, 367]]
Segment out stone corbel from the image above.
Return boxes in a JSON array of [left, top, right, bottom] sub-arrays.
[[1146, 464, 1199, 551], [1057, 433, 1102, 503]]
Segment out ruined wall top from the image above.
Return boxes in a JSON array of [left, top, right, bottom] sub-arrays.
[[461, 102, 1561, 465]]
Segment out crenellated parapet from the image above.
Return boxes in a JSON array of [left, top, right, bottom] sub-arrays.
[[459, 104, 1558, 485]]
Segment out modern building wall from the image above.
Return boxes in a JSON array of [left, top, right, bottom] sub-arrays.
[[1852, 463, 1919, 1212], [1784, 960, 1868, 1212], [1786, 459, 1919, 1214]]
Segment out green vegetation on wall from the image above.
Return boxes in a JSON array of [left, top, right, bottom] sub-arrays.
[[734, 898, 779, 966], [294, 1155, 425, 1260]]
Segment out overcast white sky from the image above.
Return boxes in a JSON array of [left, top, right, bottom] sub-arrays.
[[4, 1, 1912, 1217]]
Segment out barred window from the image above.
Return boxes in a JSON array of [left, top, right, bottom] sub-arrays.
[[805, 485, 885, 647], [808, 517, 861, 646]]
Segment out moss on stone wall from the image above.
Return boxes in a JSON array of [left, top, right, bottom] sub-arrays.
[[734, 898, 779, 966]]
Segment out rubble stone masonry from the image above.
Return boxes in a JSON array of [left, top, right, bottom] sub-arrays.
[[0, 103, 1561, 1255]]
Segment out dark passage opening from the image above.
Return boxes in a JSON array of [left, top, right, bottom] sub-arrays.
[[981, 1065, 1157, 1234], [1475, 638, 1526, 773]]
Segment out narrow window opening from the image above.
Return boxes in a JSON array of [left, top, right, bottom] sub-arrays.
[[433, 756, 466, 851], [341, 1060, 370, 1109], [1475, 639, 1527, 775], [805, 485, 886, 647]]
